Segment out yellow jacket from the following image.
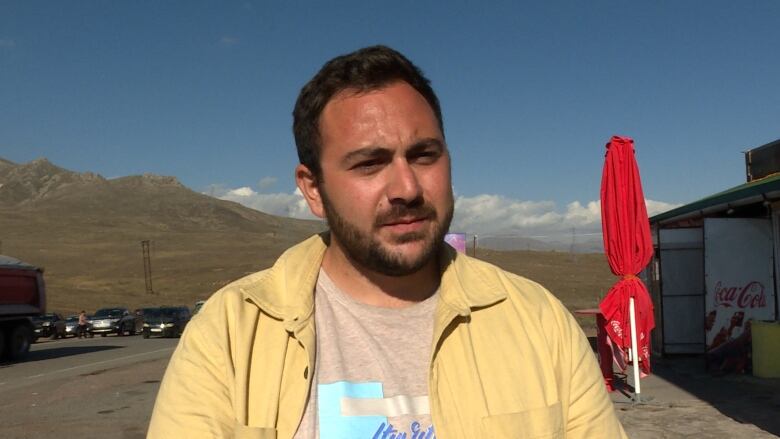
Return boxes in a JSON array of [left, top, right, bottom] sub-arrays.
[[149, 234, 627, 438]]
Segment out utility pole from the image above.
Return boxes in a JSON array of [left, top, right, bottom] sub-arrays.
[[141, 240, 155, 295], [472, 235, 478, 258]]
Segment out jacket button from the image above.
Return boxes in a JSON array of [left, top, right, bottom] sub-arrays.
[[303, 367, 308, 379]]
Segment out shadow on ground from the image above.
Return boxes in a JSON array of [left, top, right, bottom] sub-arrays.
[[617, 354, 780, 436], [18, 344, 124, 363]]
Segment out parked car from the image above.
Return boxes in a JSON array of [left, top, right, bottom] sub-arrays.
[[64, 315, 82, 338], [32, 313, 66, 340], [89, 307, 143, 337], [142, 306, 191, 338]]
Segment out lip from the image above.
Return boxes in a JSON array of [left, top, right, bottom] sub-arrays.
[[381, 216, 429, 233], [383, 216, 426, 226]]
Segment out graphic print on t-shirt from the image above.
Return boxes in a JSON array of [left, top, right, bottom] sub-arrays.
[[318, 381, 435, 439]]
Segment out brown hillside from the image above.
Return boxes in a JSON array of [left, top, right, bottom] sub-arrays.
[[0, 158, 325, 315], [475, 248, 616, 332]]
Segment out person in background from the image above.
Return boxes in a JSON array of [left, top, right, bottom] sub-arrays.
[[77, 310, 88, 338]]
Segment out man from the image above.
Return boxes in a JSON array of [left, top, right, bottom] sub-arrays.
[[149, 45, 627, 438]]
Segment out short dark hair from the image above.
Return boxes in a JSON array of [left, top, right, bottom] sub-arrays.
[[293, 45, 444, 178]]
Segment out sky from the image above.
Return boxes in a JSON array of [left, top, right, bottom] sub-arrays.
[[2, 1, 779, 244]]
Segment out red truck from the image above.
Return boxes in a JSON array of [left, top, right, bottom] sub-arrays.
[[0, 255, 45, 361]]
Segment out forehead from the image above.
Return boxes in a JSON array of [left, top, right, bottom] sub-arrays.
[[318, 82, 441, 150]]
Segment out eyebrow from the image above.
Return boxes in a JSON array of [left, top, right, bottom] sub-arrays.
[[407, 138, 446, 154], [341, 138, 446, 165], [342, 147, 390, 165]]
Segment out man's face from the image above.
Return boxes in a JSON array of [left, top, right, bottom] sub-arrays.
[[308, 81, 453, 276]]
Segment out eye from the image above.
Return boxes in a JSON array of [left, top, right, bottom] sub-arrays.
[[351, 159, 383, 173], [410, 149, 441, 164]]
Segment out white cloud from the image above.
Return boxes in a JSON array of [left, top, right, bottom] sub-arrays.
[[451, 195, 679, 240], [257, 176, 277, 190], [209, 184, 680, 242], [228, 186, 256, 197], [211, 186, 317, 220], [645, 199, 679, 216], [451, 196, 604, 237]]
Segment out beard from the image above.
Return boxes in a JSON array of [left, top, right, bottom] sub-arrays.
[[321, 190, 454, 277]]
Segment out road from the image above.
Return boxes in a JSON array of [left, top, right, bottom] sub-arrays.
[[0, 334, 177, 439], [4, 332, 779, 439]]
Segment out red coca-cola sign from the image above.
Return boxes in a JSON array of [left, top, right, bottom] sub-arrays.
[[713, 281, 767, 309]]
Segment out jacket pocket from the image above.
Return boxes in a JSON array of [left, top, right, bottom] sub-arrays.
[[481, 402, 563, 439], [233, 422, 277, 439]]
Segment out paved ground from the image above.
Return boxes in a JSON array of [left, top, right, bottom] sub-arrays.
[[611, 356, 780, 438], [2, 335, 780, 438], [0, 335, 177, 439]]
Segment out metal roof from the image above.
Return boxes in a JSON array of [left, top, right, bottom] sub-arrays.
[[650, 172, 780, 225]]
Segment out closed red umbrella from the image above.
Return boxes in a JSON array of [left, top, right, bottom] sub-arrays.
[[599, 136, 655, 382]]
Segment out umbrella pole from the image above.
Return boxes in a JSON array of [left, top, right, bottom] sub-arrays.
[[629, 296, 641, 401]]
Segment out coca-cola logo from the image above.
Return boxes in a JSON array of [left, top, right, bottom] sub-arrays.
[[713, 281, 767, 309]]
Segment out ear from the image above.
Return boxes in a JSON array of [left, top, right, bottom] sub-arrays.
[[295, 164, 326, 219]]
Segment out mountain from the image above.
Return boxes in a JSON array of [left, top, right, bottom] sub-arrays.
[[0, 157, 325, 314]]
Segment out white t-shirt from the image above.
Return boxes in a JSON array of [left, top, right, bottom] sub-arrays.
[[294, 268, 438, 439]]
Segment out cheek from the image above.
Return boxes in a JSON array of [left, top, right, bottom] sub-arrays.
[[327, 180, 382, 216], [421, 168, 453, 201]]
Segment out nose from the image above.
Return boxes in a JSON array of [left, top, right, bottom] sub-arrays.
[[386, 158, 423, 205]]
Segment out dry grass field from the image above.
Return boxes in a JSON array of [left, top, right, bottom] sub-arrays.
[[1, 157, 616, 333], [4, 235, 614, 330], [476, 248, 615, 333], [1, 228, 321, 313]]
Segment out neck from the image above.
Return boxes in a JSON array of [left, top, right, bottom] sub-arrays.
[[321, 242, 440, 308]]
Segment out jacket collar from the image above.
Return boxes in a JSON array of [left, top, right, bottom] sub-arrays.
[[437, 243, 507, 315], [239, 233, 508, 325], [238, 234, 326, 330]]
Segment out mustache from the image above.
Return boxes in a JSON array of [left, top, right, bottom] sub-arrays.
[[374, 202, 437, 226]]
